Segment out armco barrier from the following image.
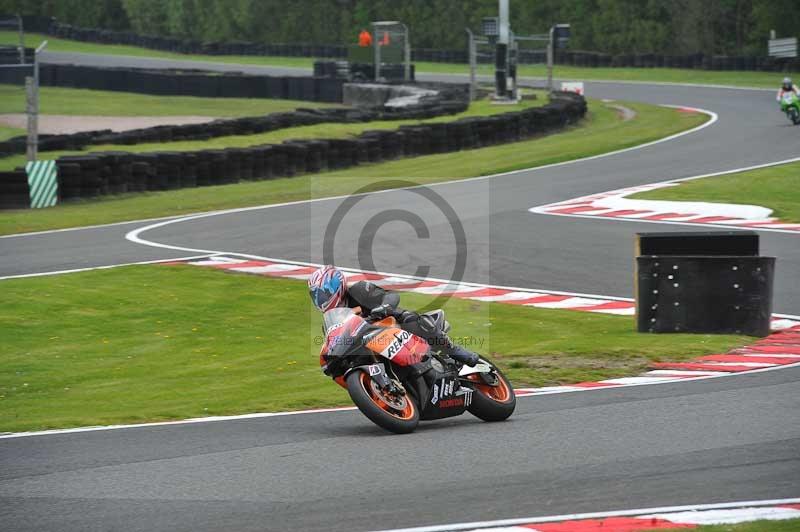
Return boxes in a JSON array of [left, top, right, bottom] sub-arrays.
[[6, 15, 799, 73], [5, 92, 582, 209], [0, 83, 470, 157]]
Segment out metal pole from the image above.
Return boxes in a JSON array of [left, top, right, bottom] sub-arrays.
[[17, 14, 25, 64], [403, 24, 410, 82], [547, 26, 554, 92], [373, 25, 380, 82], [510, 38, 518, 100], [466, 28, 476, 101], [25, 76, 36, 162], [498, 0, 509, 45], [26, 41, 47, 163], [496, 0, 509, 98]]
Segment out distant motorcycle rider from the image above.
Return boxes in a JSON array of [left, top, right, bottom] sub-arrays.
[[777, 77, 800, 101], [308, 265, 480, 366]]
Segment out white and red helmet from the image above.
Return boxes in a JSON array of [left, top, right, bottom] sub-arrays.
[[308, 265, 347, 311]]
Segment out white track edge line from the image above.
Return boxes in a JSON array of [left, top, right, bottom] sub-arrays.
[[0, 407, 358, 440], [0, 254, 217, 281], [3, 361, 798, 440], [529, 155, 800, 235], [123, 107, 718, 263], [529, 210, 800, 235], [372, 498, 800, 532]]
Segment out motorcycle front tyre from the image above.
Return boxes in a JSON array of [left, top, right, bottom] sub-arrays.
[[346, 370, 420, 434]]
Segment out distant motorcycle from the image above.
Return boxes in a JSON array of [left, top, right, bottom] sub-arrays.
[[319, 307, 516, 434], [780, 92, 800, 125]]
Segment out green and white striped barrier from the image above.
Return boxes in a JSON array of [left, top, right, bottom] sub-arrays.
[[25, 160, 58, 208]]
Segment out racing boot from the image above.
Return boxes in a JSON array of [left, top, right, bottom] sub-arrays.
[[446, 343, 480, 367]]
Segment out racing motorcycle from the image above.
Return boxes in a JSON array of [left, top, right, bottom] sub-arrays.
[[319, 307, 516, 434], [780, 92, 800, 125]]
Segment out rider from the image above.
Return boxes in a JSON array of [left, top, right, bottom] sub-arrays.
[[308, 265, 480, 366], [777, 77, 800, 101]]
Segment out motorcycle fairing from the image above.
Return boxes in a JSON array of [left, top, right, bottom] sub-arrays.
[[364, 327, 429, 366], [417, 368, 472, 420]]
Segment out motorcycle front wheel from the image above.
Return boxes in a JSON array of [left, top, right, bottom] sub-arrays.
[[346, 370, 419, 434], [465, 357, 516, 422]]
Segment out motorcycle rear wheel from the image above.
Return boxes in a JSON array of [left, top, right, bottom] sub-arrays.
[[465, 358, 516, 422], [346, 370, 419, 434]]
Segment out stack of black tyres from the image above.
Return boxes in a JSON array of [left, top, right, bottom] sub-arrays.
[[0, 170, 30, 209]]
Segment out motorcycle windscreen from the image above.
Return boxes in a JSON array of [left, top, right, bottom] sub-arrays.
[[323, 307, 367, 357], [364, 327, 429, 366]]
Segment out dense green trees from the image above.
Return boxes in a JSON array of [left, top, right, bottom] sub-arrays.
[[1, 0, 798, 56]]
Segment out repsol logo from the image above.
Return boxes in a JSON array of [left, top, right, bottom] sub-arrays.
[[385, 330, 412, 358]]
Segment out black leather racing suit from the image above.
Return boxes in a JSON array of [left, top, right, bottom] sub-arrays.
[[345, 281, 478, 365]]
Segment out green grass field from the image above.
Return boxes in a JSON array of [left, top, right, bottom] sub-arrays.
[[2, 30, 795, 88], [0, 125, 24, 141], [632, 161, 800, 223], [644, 519, 800, 531], [0, 265, 748, 433], [0, 83, 333, 117], [0, 100, 707, 235]]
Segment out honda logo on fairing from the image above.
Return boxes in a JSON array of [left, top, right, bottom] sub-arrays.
[[439, 398, 464, 408]]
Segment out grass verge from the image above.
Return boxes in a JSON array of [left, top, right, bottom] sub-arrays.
[[644, 519, 800, 531], [2, 30, 796, 88], [0, 265, 748, 433], [0, 83, 333, 117], [0, 125, 25, 142], [0, 100, 707, 235], [631, 161, 800, 223]]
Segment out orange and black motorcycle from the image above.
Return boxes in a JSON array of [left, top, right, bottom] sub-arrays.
[[319, 307, 515, 434]]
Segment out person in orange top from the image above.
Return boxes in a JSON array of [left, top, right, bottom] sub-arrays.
[[380, 31, 390, 46], [358, 29, 372, 47]]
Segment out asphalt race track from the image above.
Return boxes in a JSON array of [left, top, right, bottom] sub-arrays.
[[1, 52, 799, 531], [2, 367, 799, 532]]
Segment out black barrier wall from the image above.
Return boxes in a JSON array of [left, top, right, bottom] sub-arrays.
[[1, 92, 586, 208], [7, 15, 799, 73], [635, 231, 775, 337], [636, 256, 775, 337], [0, 63, 346, 103]]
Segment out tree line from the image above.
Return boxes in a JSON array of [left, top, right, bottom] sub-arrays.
[[2, 0, 799, 56]]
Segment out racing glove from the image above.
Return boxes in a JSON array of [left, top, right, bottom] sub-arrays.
[[369, 303, 393, 320]]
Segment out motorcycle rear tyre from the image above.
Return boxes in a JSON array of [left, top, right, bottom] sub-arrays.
[[346, 370, 419, 434], [467, 359, 516, 422]]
